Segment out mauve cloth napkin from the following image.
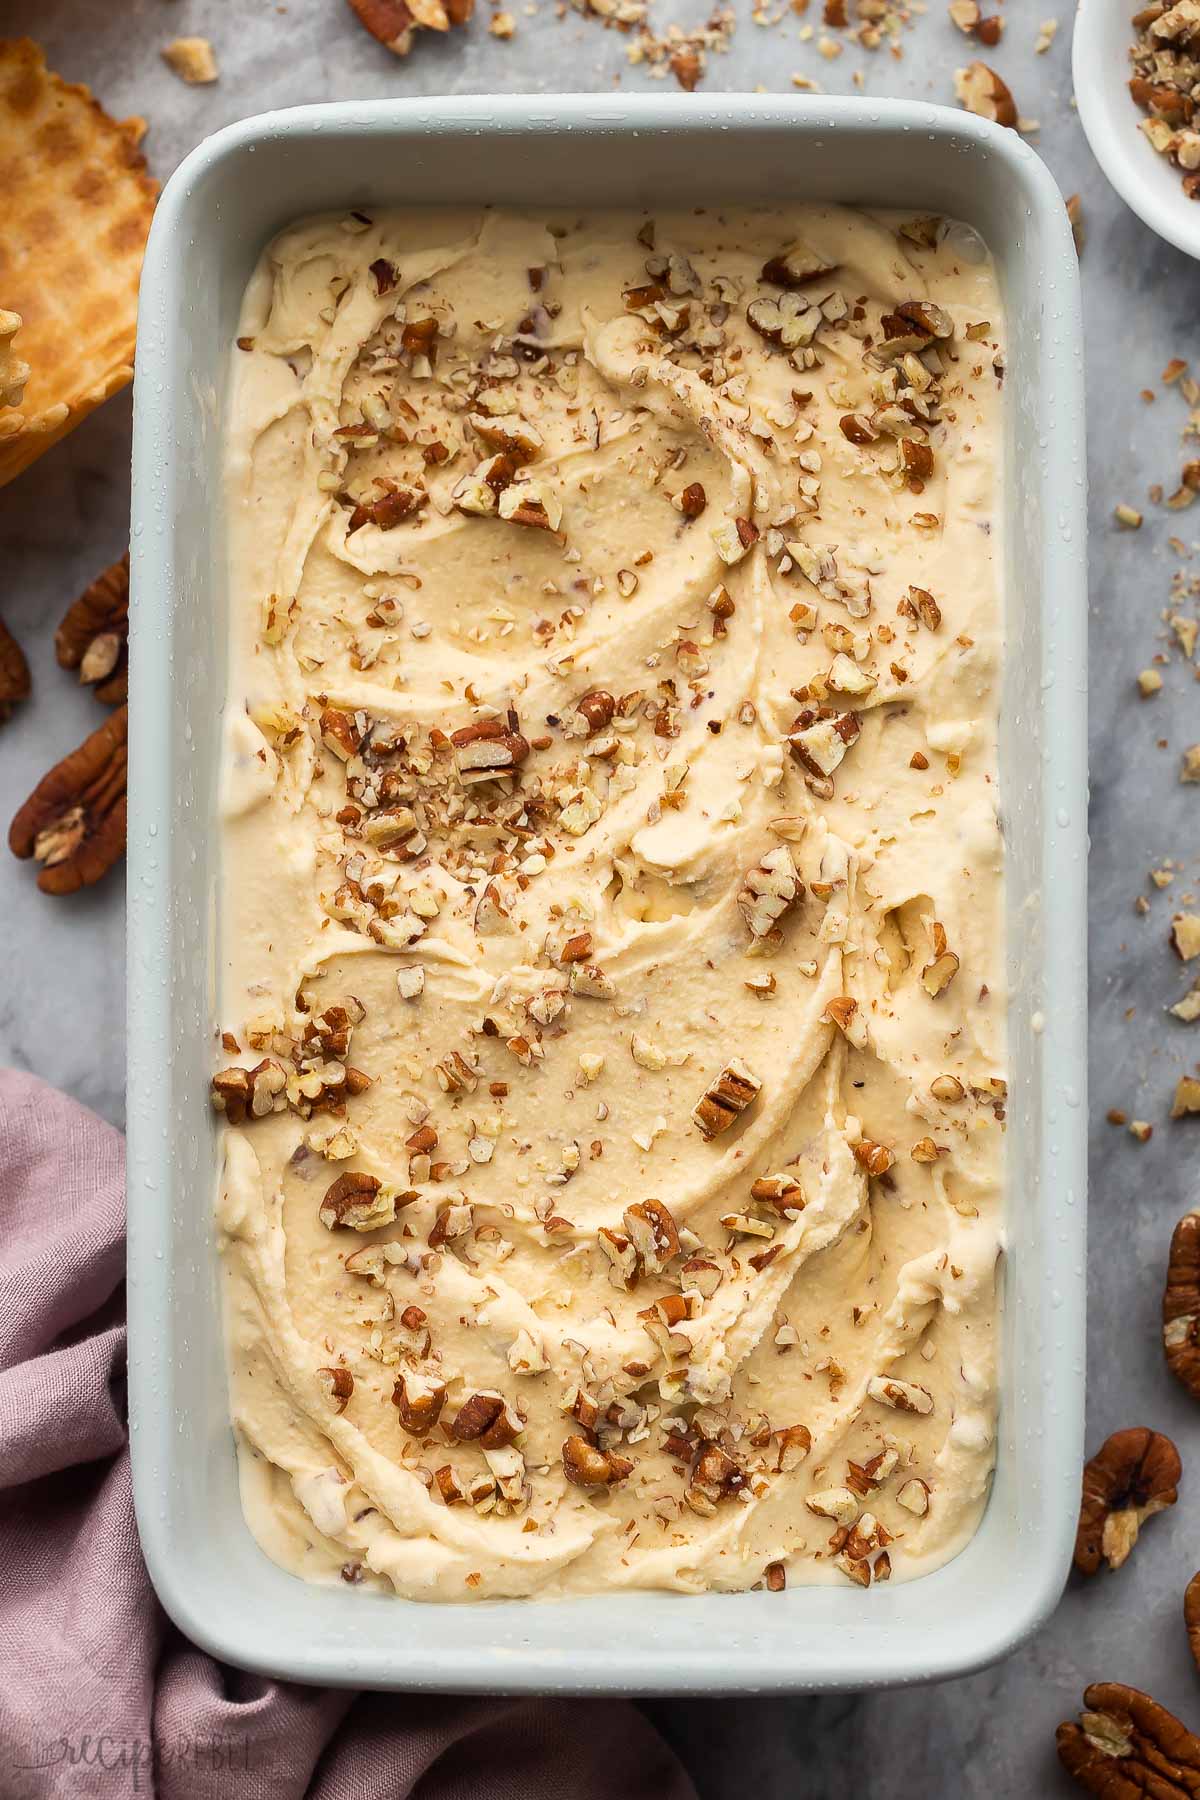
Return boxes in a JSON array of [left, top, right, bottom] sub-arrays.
[[0, 1070, 697, 1800]]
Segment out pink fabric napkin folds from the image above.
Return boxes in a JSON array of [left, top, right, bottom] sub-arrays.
[[0, 1070, 697, 1800]]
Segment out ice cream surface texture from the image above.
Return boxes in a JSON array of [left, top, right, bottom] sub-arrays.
[[214, 203, 1007, 1601]]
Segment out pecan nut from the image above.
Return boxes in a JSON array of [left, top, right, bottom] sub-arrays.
[[451, 713, 530, 782], [1074, 1427, 1181, 1574], [1188, 1573, 1200, 1676], [211, 1058, 288, 1124], [1057, 1683, 1200, 1796], [622, 1199, 681, 1274], [346, 0, 472, 55], [9, 704, 127, 895], [346, 478, 426, 533], [561, 1435, 633, 1488], [449, 1391, 523, 1446], [55, 552, 129, 706], [0, 618, 30, 724], [1164, 1209, 1200, 1397], [392, 1374, 447, 1436], [692, 1058, 762, 1139], [317, 1367, 354, 1413], [955, 60, 1018, 128], [318, 1171, 397, 1232]]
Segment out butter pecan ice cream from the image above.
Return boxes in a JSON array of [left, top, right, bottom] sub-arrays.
[[213, 203, 1007, 1600]]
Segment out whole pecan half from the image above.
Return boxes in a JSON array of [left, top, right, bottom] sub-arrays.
[[9, 704, 127, 895], [1074, 1427, 1181, 1575], [1164, 1210, 1200, 1396], [1187, 1573, 1200, 1676], [55, 553, 129, 706], [0, 617, 31, 724], [1058, 1682, 1200, 1796]]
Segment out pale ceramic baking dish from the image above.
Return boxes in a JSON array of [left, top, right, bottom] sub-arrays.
[[127, 93, 1087, 1695]]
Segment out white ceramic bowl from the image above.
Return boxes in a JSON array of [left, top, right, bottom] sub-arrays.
[[1074, 0, 1200, 259], [127, 93, 1088, 1695]]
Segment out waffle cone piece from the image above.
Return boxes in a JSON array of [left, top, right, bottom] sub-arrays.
[[0, 40, 157, 486]]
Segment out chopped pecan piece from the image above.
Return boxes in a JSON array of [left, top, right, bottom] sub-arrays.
[[900, 440, 934, 490], [690, 1438, 748, 1504], [317, 1366, 354, 1413], [320, 707, 365, 761], [907, 585, 942, 630], [450, 1391, 523, 1447], [877, 300, 956, 359], [55, 553, 129, 705], [843, 1511, 892, 1562], [622, 1199, 681, 1274], [750, 1172, 805, 1215], [451, 713, 531, 782], [867, 1375, 933, 1414], [746, 292, 822, 351], [1188, 1572, 1200, 1676], [668, 46, 702, 91], [346, 0, 473, 56], [497, 484, 560, 532], [0, 618, 31, 724], [597, 1226, 639, 1290], [678, 482, 707, 518], [854, 1139, 896, 1177], [392, 1373, 447, 1435], [561, 1435, 633, 1488], [680, 1255, 722, 1299], [469, 411, 543, 463], [210, 1057, 288, 1124], [840, 413, 879, 446], [1074, 1427, 1181, 1574], [1058, 1684, 1200, 1796], [760, 243, 838, 288], [434, 1464, 463, 1505], [9, 704, 127, 895], [428, 1199, 473, 1247], [344, 1243, 388, 1285], [346, 478, 426, 534], [788, 708, 861, 791], [921, 921, 960, 997], [897, 1478, 930, 1515], [737, 844, 802, 942], [1164, 1209, 1200, 1396], [402, 316, 439, 360], [318, 1171, 397, 1232], [575, 689, 616, 734], [775, 1424, 813, 1472], [692, 1058, 762, 1139], [954, 60, 1017, 127]]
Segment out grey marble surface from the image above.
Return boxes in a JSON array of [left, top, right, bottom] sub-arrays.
[[3, 0, 1200, 1793]]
